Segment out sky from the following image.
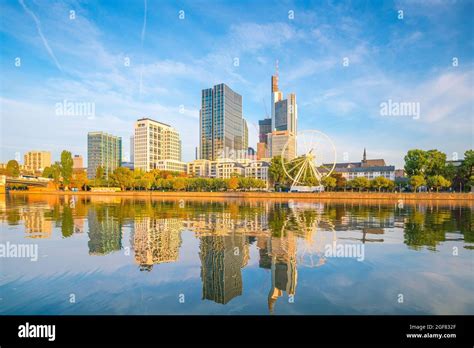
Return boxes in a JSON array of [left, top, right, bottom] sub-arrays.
[[0, 0, 473, 168]]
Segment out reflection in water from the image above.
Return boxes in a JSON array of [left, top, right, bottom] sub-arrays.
[[88, 207, 122, 256], [0, 194, 473, 314], [133, 218, 182, 271], [200, 235, 246, 304]]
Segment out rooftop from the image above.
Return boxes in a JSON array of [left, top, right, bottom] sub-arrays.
[[136, 118, 171, 128]]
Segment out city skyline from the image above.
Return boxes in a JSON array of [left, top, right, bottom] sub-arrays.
[[1, 0, 473, 168]]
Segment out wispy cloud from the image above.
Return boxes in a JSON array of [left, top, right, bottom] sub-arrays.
[[18, 0, 62, 72]]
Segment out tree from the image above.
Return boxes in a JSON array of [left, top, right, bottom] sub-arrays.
[[110, 167, 133, 191], [427, 175, 451, 192], [404, 149, 428, 177], [321, 176, 336, 191], [227, 176, 239, 191], [95, 166, 104, 186], [410, 175, 426, 192], [60, 151, 74, 187], [6, 160, 20, 177], [370, 176, 393, 192], [332, 173, 347, 191], [172, 177, 186, 191], [268, 156, 286, 187], [404, 149, 447, 179], [70, 171, 88, 190], [43, 163, 61, 188], [350, 177, 370, 192], [468, 175, 474, 190], [425, 149, 446, 177], [462, 150, 474, 177]]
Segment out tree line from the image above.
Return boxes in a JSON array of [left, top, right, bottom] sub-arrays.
[[268, 149, 474, 192]]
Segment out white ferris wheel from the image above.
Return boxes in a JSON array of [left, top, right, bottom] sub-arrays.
[[281, 130, 337, 191]]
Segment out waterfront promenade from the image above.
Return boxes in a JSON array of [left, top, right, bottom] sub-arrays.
[[7, 189, 474, 201]]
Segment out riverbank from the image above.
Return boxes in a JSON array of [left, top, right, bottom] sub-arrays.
[[7, 189, 474, 201]]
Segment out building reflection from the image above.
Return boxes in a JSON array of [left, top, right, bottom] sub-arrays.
[[87, 208, 122, 255], [3, 195, 467, 312], [22, 205, 53, 239], [258, 233, 298, 313], [199, 234, 247, 304], [133, 218, 183, 271]]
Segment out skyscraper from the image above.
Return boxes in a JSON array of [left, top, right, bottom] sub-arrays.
[[274, 93, 297, 133], [87, 132, 122, 179], [130, 135, 135, 164], [271, 62, 283, 132], [242, 118, 248, 151], [133, 118, 183, 172], [268, 63, 297, 160], [257, 118, 272, 160], [200, 83, 244, 160], [258, 118, 272, 143]]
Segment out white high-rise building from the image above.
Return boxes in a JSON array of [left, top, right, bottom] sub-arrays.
[[133, 118, 184, 172], [130, 135, 135, 164]]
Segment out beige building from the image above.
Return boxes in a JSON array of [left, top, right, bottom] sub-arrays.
[[134, 118, 183, 172], [24, 151, 51, 172], [211, 160, 245, 179], [73, 155, 84, 169], [268, 131, 296, 160], [155, 159, 187, 173], [187, 159, 270, 185], [244, 161, 270, 184], [187, 159, 212, 177]]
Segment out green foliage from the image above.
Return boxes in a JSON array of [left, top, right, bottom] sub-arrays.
[[427, 175, 451, 192], [410, 175, 426, 192], [404, 149, 428, 177], [349, 177, 370, 191], [228, 176, 239, 191], [268, 156, 286, 186], [6, 160, 20, 177], [42, 163, 61, 187], [321, 176, 336, 191], [60, 150, 74, 186], [425, 150, 446, 177], [370, 176, 393, 192], [110, 167, 133, 191]]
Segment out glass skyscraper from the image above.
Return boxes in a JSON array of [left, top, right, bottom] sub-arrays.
[[200, 83, 243, 160], [87, 131, 122, 179]]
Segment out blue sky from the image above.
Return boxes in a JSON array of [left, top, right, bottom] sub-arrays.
[[0, 0, 473, 168]]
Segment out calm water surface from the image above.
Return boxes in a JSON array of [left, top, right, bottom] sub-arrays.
[[0, 194, 473, 315]]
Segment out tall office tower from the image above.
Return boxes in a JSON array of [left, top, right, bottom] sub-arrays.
[[130, 135, 135, 164], [133, 118, 182, 172], [242, 118, 248, 151], [258, 118, 272, 144], [87, 132, 122, 179], [271, 63, 283, 131], [200, 83, 243, 160], [257, 118, 272, 159], [269, 63, 297, 160], [274, 93, 297, 133], [24, 151, 51, 172]]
